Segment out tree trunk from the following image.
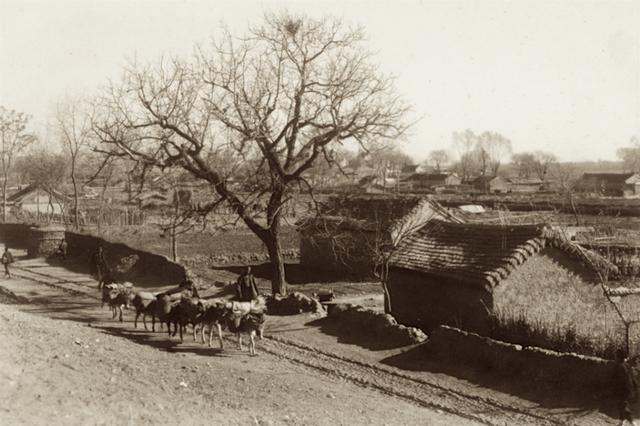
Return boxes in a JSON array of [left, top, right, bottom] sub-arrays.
[[71, 168, 79, 230], [170, 225, 178, 262], [264, 234, 286, 295], [2, 180, 7, 222]]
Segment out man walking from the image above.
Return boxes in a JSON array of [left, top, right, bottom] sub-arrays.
[[2, 246, 15, 278], [91, 245, 108, 289], [236, 266, 259, 302]]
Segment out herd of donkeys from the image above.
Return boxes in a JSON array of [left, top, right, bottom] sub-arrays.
[[100, 282, 267, 356]]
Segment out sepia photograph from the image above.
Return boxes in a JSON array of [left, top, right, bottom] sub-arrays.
[[0, 0, 639, 424]]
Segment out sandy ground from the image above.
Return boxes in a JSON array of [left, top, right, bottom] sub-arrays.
[[0, 255, 620, 426], [0, 284, 469, 426]]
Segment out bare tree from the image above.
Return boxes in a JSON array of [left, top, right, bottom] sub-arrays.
[[477, 131, 512, 176], [426, 149, 450, 172], [15, 148, 67, 222], [0, 107, 36, 221], [56, 97, 92, 230], [617, 136, 640, 173], [92, 13, 410, 295], [511, 152, 536, 178], [531, 151, 557, 181], [452, 129, 477, 181]]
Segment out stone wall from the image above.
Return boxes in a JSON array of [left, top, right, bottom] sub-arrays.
[[27, 226, 66, 257], [327, 304, 427, 346], [430, 325, 614, 392]]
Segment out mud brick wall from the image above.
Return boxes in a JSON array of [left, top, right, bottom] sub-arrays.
[[64, 232, 186, 287], [387, 267, 493, 334], [300, 227, 380, 279], [0, 223, 31, 249], [430, 325, 614, 391]]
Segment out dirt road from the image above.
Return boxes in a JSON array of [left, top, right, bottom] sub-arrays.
[[0, 258, 618, 425]]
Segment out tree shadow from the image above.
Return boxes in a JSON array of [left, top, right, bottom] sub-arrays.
[[303, 317, 412, 351], [380, 343, 618, 420]]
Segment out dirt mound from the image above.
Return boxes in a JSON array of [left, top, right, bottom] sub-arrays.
[[266, 292, 324, 315]]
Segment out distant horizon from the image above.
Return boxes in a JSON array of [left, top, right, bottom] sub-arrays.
[[1, 0, 638, 163]]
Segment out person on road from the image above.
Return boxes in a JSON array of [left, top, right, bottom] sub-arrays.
[[2, 246, 15, 278], [91, 246, 109, 289], [236, 266, 259, 302], [57, 238, 68, 260]]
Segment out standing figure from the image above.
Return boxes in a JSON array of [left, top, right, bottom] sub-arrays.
[[1, 246, 14, 278], [57, 238, 68, 260], [91, 246, 109, 289], [236, 266, 259, 302]]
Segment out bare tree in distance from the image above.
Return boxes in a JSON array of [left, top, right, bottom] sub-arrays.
[[477, 131, 512, 177], [15, 147, 67, 222], [511, 152, 536, 178], [92, 12, 411, 295], [0, 107, 36, 221], [512, 150, 557, 180], [617, 136, 640, 173], [532, 151, 557, 181], [56, 97, 92, 230], [452, 129, 477, 181], [426, 149, 450, 172]]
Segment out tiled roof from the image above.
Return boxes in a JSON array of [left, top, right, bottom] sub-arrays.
[[389, 219, 618, 288], [389, 220, 547, 288]]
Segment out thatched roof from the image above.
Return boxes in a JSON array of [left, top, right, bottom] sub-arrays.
[[389, 219, 617, 288]]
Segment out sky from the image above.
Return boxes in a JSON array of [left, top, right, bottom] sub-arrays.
[[0, 0, 639, 163]]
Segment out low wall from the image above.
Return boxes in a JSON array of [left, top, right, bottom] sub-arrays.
[[0, 223, 186, 288], [181, 249, 299, 267], [64, 232, 186, 287], [430, 325, 614, 391], [0, 223, 31, 249], [328, 304, 428, 346]]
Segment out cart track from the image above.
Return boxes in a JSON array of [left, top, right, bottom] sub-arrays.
[[8, 263, 578, 425]]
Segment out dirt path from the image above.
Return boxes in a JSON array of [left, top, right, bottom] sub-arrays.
[[0, 258, 618, 425]]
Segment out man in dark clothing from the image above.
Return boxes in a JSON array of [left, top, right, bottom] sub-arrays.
[[236, 266, 259, 302], [91, 246, 109, 289], [2, 247, 14, 278], [57, 238, 68, 260], [612, 349, 638, 425]]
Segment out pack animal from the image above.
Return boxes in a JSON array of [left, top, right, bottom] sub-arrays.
[[131, 291, 158, 330], [101, 283, 133, 322]]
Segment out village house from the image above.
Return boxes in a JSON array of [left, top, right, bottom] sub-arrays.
[[299, 196, 466, 278], [401, 172, 461, 192], [507, 177, 545, 193], [357, 175, 398, 193], [577, 172, 640, 197], [7, 184, 68, 216], [470, 176, 510, 194], [400, 164, 427, 176], [386, 219, 616, 334]]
